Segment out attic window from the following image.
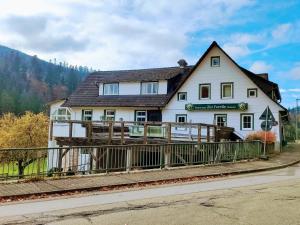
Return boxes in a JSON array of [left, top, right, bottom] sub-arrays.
[[211, 56, 220, 67], [103, 83, 119, 95], [247, 88, 257, 98]]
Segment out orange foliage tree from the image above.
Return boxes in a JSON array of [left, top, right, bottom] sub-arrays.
[[0, 112, 49, 177]]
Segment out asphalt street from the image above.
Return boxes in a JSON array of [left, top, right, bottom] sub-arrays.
[[1, 163, 300, 224]]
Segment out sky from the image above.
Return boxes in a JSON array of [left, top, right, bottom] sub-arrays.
[[0, 0, 299, 108]]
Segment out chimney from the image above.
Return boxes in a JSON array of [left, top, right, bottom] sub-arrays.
[[177, 59, 188, 68], [256, 73, 269, 80]]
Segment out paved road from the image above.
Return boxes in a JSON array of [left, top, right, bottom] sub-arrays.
[[1, 163, 300, 224]]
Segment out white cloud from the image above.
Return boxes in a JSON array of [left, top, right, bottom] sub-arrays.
[[271, 23, 292, 40], [288, 89, 300, 92], [222, 33, 263, 59], [0, 0, 254, 69], [249, 61, 272, 73]]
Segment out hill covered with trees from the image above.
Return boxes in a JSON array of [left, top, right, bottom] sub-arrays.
[[0, 45, 92, 115]]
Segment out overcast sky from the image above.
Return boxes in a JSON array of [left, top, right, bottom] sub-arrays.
[[0, 0, 299, 107]]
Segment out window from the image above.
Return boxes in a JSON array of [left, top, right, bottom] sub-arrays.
[[135, 111, 147, 122], [211, 56, 220, 67], [177, 92, 187, 101], [103, 83, 119, 95], [82, 109, 93, 121], [199, 84, 211, 99], [51, 108, 71, 121], [104, 110, 115, 121], [214, 114, 227, 127], [241, 114, 254, 130], [247, 88, 257, 98], [141, 82, 158, 94], [221, 83, 233, 99], [176, 114, 187, 123]]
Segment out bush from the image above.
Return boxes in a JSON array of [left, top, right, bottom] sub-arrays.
[[246, 131, 276, 144]]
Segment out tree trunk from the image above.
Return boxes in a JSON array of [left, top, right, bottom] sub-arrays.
[[18, 159, 24, 179]]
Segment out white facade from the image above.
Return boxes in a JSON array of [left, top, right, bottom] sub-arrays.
[[49, 44, 285, 150], [98, 80, 168, 95], [163, 46, 283, 141]]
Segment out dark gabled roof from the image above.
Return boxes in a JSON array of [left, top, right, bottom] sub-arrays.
[[63, 95, 169, 108], [62, 66, 192, 107], [89, 66, 189, 83], [239, 67, 281, 101]]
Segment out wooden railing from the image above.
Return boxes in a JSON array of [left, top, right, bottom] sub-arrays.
[[50, 120, 235, 146]]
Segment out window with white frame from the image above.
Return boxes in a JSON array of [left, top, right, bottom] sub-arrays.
[[241, 114, 254, 130], [104, 110, 115, 121], [103, 83, 119, 95], [82, 109, 93, 121], [215, 114, 227, 127], [177, 92, 187, 101], [247, 88, 257, 98], [135, 111, 147, 122], [211, 56, 220, 67], [51, 108, 71, 121], [141, 82, 158, 94], [175, 114, 187, 130], [221, 83, 233, 99], [199, 84, 211, 99], [176, 114, 187, 123]]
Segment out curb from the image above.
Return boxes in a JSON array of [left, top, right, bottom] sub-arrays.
[[1, 158, 299, 201]]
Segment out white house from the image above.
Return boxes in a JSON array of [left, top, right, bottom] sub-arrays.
[[48, 41, 287, 152]]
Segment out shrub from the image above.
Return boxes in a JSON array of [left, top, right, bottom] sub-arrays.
[[246, 131, 276, 144]]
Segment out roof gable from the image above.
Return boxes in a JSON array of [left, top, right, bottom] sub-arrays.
[[165, 41, 286, 111]]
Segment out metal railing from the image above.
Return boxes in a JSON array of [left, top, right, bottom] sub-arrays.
[[0, 141, 263, 180]]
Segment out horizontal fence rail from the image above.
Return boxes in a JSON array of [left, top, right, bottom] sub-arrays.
[[0, 141, 263, 180]]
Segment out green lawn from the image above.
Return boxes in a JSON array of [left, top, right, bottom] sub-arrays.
[[0, 158, 48, 178]]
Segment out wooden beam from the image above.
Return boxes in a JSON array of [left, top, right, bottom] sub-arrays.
[[108, 121, 112, 144], [207, 126, 210, 142], [50, 120, 54, 141], [197, 124, 201, 144], [121, 121, 125, 144], [87, 122, 92, 144], [144, 123, 148, 144], [69, 122, 73, 141], [167, 123, 172, 143], [214, 126, 218, 142]]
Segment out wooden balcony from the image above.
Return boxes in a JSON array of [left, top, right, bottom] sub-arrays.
[[49, 120, 235, 146]]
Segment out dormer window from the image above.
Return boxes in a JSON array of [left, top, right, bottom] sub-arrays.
[[103, 83, 119, 95], [211, 56, 220, 67], [141, 82, 158, 95]]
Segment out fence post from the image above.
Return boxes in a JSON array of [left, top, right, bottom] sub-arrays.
[[126, 147, 132, 172], [58, 147, 63, 176], [164, 144, 171, 168], [160, 145, 164, 169], [105, 148, 110, 173]]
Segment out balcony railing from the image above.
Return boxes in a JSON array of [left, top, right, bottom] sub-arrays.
[[50, 120, 235, 146]]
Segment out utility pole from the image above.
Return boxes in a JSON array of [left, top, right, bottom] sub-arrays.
[[296, 99, 300, 142]]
